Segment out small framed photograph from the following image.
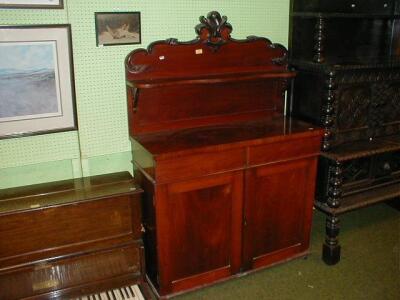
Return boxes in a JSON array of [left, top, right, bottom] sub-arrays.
[[95, 12, 141, 46], [0, 25, 77, 139], [0, 0, 63, 9]]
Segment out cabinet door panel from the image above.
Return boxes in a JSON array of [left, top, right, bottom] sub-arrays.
[[243, 158, 317, 269], [156, 172, 243, 294]]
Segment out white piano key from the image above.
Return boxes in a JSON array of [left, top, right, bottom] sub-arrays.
[[100, 292, 108, 300], [120, 287, 128, 299], [107, 290, 114, 300], [122, 287, 131, 299], [118, 288, 126, 299], [77, 284, 144, 300], [113, 289, 123, 300], [127, 285, 136, 299], [128, 286, 137, 300], [125, 286, 138, 300], [132, 285, 145, 300]]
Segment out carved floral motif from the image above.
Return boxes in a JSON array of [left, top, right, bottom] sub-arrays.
[[195, 11, 232, 48]]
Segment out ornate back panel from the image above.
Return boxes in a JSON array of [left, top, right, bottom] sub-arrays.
[[125, 11, 294, 135]]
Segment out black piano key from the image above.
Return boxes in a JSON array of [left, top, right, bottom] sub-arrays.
[[112, 290, 119, 300], [127, 286, 136, 299], [107, 290, 114, 300], [122, 287, 129, 298], [118, 288, 125, 299], [128, 285, 136, 298], [124, 286, 132, 298]]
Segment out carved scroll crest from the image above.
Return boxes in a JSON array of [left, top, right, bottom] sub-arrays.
[[195, 11, 232, 50]]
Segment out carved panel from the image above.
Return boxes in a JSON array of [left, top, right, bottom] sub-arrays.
[[336, 86, 369, 130], [382, 83, 400, 124], [327, 69, 400, 146]]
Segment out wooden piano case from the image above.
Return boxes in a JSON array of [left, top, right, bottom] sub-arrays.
[[0, 172, 149, 300], [126, 11, 323, 298]]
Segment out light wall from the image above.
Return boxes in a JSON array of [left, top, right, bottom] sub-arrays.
[[0, 0, 290, 189]]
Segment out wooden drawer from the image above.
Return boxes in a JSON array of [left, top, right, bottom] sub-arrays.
[[155, 148, 246, 183], [248, 135, 321, 167]]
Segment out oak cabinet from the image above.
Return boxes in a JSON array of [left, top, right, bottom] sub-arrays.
[[289, 0, 400, 264]]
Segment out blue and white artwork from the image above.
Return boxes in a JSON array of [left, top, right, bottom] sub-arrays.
[[0, 41, 61, 122]]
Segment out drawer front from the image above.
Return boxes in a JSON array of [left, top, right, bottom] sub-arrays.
[[156, 148, 246, 183], [248, 135, 321, 166]]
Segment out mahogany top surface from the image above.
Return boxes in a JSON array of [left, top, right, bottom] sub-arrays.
[[133, 115, 322, 159], [0, 172, 142, 215]]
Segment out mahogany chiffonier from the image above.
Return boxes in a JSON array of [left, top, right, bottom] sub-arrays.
[[125, 11, 323, 298]]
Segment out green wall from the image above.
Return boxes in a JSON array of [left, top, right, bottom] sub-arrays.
[[0, 0, 290, 189]]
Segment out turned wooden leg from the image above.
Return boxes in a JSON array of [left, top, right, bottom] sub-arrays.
[[323, 160, 342, 265], [322, 215, 341, 265]]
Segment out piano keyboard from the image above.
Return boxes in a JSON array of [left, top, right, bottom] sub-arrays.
[[74, 284, 145, 300]]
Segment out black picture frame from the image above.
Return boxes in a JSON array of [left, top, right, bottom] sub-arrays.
[[95, 12, 141, 46]]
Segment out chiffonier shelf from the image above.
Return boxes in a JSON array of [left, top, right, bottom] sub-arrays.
[[289, 0, 400, 265], [126, 11, 323, 299]]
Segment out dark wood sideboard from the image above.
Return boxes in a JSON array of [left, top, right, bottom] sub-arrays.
[[289, 0, 400, 265], [126, 11, 323, 298], [0, 172, 150, 299]]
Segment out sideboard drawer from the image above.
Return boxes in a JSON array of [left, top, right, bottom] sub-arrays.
[[155, 148, 246, 183], [248, 135, 321, 166]]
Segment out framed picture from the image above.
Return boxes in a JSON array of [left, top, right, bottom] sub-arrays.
[[0, 25, 77, 139], [0, 0, 63, 9], [95, 12, 141, 46]]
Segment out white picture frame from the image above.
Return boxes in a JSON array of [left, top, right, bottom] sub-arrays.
[[0, 25, 77, 139], [0, 0, 63, 9]]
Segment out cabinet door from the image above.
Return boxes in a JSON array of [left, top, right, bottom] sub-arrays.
[[242, 158, 317, 270], [155, 171, 243, 295]]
